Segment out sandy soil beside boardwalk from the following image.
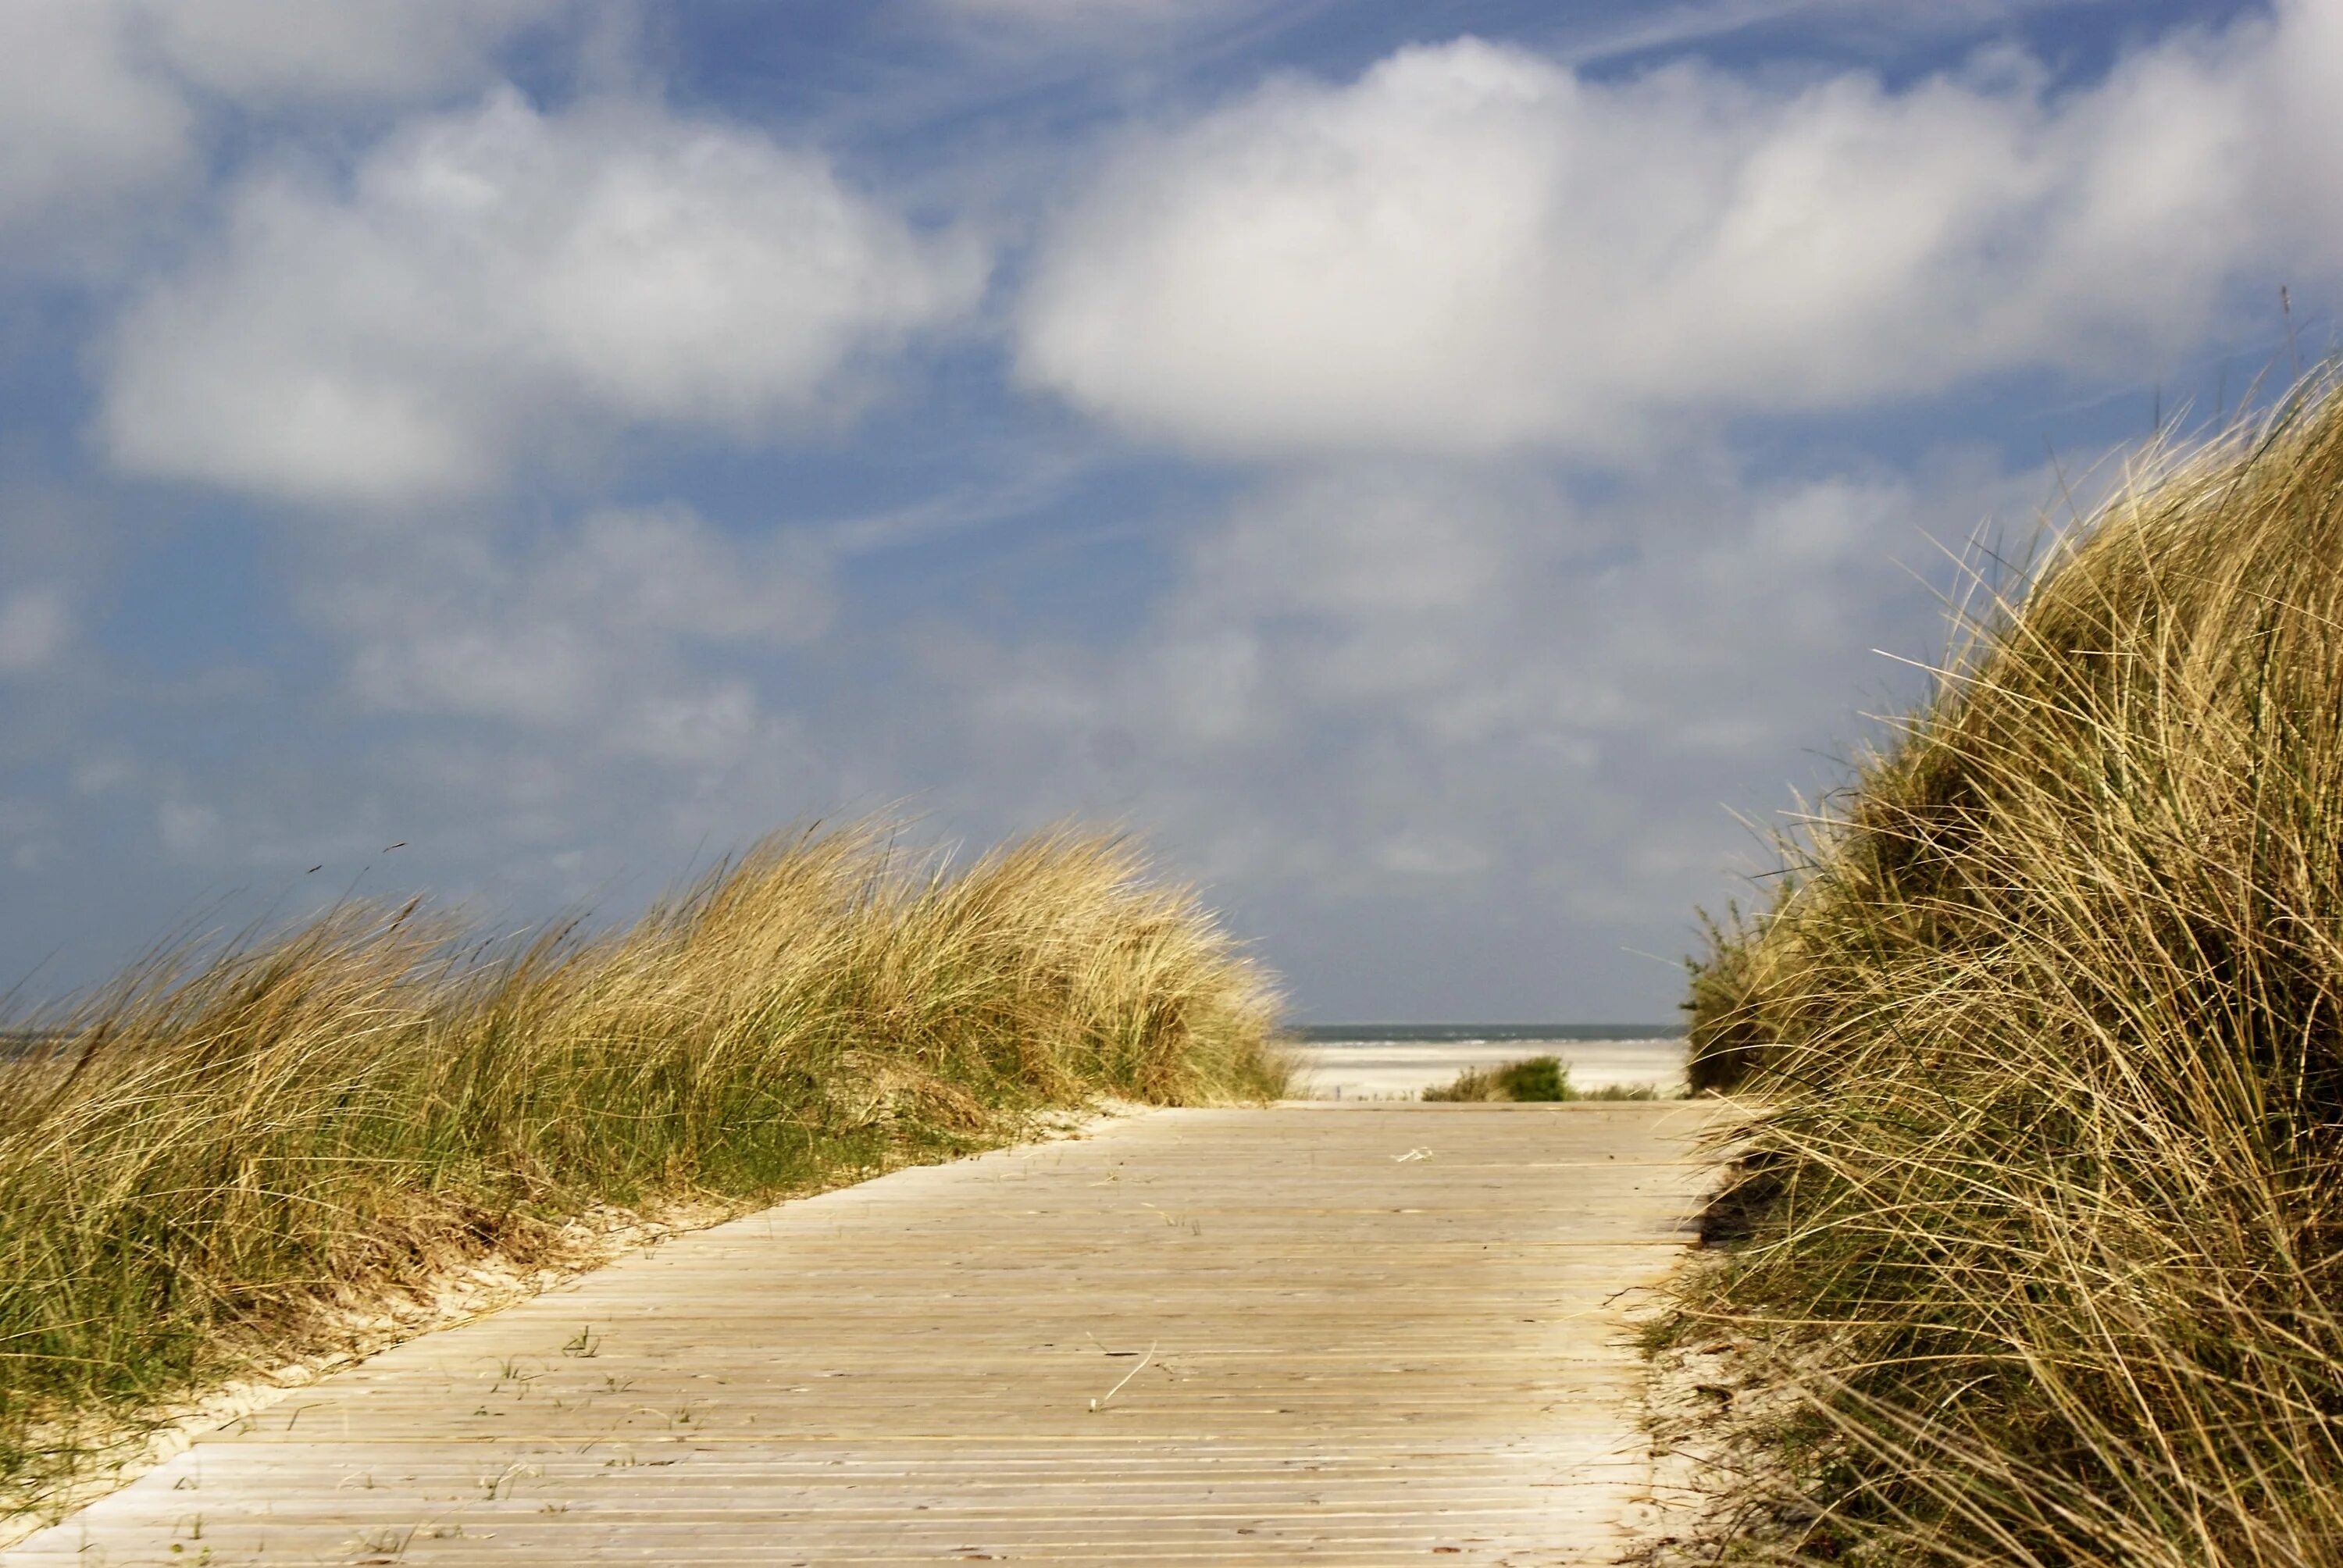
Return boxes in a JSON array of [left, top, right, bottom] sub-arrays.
[[1293, 1037, 1688, 1099]]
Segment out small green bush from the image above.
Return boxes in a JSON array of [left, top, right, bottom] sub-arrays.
[[1497, 1056, 1570, 1100]]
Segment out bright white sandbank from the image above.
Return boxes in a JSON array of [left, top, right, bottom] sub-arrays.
[[1293, 1036, 1688, 1100]]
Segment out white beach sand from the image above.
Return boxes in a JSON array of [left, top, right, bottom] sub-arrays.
[[1292, 1036, 1689, 1100]]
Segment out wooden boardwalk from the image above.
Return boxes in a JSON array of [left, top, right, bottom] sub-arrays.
[[9, 1102, 1721, 1566]]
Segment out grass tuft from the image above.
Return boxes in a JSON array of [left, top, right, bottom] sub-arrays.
[[1675, 377, 2343, 1565], [0, 821, 1285, 1520]]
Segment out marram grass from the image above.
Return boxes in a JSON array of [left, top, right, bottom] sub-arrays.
[[1678, 380, 2343, 1566], [0, 822, 1286, 1515]]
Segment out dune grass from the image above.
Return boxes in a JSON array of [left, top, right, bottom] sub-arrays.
[[0, 821, 1286, 1518], [1421, 1054, 1657, 1101], [1674, 380, 2343, 1565]]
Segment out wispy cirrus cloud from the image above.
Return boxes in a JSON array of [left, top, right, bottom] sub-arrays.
[[136, 0, 569, 104]]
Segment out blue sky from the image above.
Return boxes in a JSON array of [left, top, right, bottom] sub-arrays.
[[0, 0, 2330, 1021]]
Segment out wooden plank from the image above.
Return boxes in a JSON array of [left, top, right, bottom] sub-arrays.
[[6, 1102, 1723, 1566]]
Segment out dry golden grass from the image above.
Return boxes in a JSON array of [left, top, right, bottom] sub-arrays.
[[0, 821, 1285, 1518], [1676, 379, 2343, 1565]]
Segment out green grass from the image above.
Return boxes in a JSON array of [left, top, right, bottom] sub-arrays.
[[0, 821, 1286, 1522], [1675, 380, 2343, 1565], [1421, 1054, 1657, 1101]]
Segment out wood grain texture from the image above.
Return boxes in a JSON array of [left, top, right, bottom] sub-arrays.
[[8, 1102, 1724, 1566]]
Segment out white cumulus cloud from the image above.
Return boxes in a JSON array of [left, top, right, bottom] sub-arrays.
[[947, 447, 2057, 906], [0, 0, 569, 254], [1018, 3, 2335, 458], [314, 502, 830, 764], [0, 585, 73, 676], [0, 0, 194, 244], [102, 88, 990, 504]]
